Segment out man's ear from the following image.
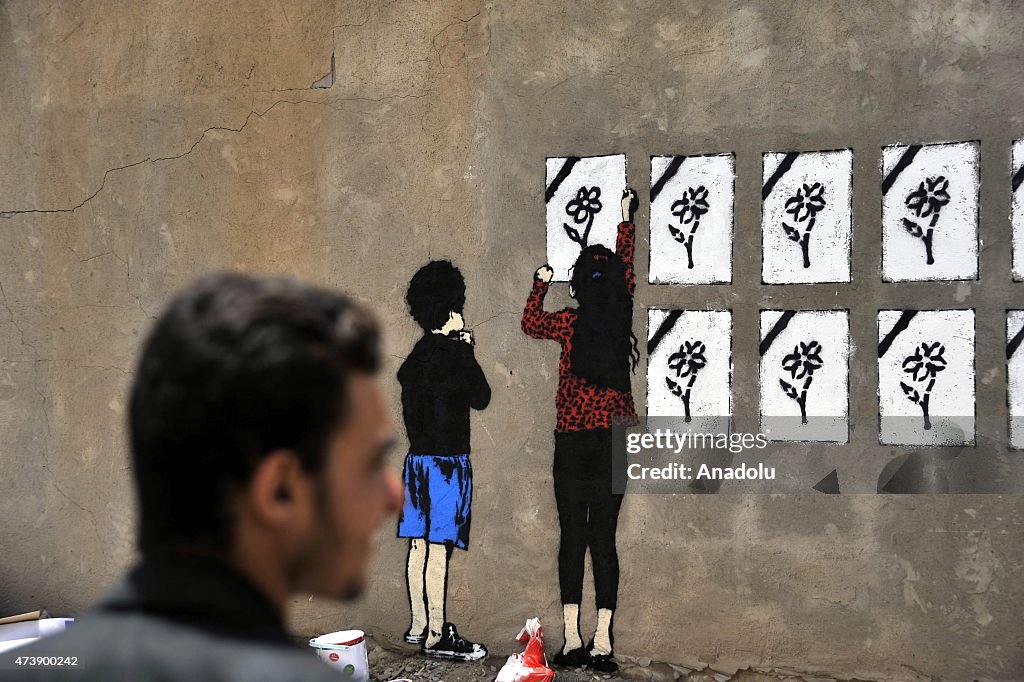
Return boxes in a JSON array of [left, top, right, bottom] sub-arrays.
[[246, 450, 314, 527]]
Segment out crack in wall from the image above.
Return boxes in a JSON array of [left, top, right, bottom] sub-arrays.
[[253, 17, 368, 94], [0, 280, 28, 349], [0, 100, 300, 218], [0, 92, 432, 220], [311, 53, 336, 89], [431, 10, 482, 68], [467, 309, 517, 330], [0, 2, 455, 219]]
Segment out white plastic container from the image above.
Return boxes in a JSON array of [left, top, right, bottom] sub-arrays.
[[309, 630, 369, 681]]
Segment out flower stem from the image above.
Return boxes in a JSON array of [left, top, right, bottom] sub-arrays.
[[582, 213, 595, 246], [799, 376, 813, 425], [800, 233, 811, 268], [923, 230, 934, 265]]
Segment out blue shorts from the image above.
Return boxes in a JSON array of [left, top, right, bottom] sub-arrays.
[[397, 454, 473, 550]]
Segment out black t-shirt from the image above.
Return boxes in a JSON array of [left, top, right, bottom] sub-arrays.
[[398, 333, 491, 455]]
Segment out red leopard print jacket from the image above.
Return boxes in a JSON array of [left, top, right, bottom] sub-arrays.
[[521, 221, 638, 432]]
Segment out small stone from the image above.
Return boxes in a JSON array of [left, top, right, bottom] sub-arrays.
[[639, 657, 652, 667]]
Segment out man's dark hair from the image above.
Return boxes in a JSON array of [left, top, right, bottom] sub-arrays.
[[128, 272, 381, 554], [405, 260, 466, 331]]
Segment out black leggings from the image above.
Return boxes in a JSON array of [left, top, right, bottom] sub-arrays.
[[553, 428, 623, 611]]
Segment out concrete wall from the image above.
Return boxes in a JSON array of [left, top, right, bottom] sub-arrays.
[[2, 1, 1023, 679]]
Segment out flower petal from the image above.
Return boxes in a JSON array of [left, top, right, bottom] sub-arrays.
[[902, 359, 923, 375]]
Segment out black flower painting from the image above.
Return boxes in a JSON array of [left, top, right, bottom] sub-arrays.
[[666, 340, 707, 422], [563, 186, 603, 247], [781, 182, 827, 269], [906, 176, 950, 220], [671, 186, 709, 225], [669, 186, 710, 269], [900, 341, 947, 430], [784, 183, 827, 222], [902, 176, 950, 265], [779, 340, 824, 424]]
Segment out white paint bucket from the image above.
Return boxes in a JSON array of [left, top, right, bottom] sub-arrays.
[[309, 630, 369, 681]]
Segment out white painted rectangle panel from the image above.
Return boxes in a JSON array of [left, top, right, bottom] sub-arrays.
[[881, 141, 979, 282], [878, 309, 975, 445], [545, 154, 627, 282], [759, 310, 850, 443], [761, 149, 853, 284], [649, 154, 734, 284], [646, 309, 732, 433]]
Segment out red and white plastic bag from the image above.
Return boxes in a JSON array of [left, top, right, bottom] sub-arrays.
[[495, 618, 555, 682]]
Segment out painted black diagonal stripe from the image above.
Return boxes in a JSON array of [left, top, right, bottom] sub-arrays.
[[1013, 164, 1024, 193], [881, 145, 922, 195], [761, 152, 800, 200], [647, 310, 683, 356], [650, 156, 686, 203], [758, 310, 796, 356], [545, 157, 581, 203], [1007, 321, 1024, 360], [878, 310, 918, 358]]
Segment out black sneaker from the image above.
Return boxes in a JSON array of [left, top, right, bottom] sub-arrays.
[[588, 651, 618, 673], [585, 639, 618, 673], [422, 622, 487, 661], [551, 646, 589, 667], [403, 625, 427, 645]]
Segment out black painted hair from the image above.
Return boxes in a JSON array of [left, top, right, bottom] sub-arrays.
[[128, 272, 381, 555], [569, 245, 638, 392], [406, 260, 466, 331]]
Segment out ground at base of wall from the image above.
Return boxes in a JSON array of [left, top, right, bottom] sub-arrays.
[[362, 637, 868, 682]]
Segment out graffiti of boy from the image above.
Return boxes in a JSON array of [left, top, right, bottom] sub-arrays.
[[397, 261, 491, 661]]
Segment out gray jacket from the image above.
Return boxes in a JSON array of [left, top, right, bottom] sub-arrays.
[[0, 554, 344, 681]]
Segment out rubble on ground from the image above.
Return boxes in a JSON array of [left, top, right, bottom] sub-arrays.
[[357, 637, 872, 682]]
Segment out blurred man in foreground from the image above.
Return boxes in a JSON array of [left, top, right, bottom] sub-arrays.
[[6, 273, 404, 680]]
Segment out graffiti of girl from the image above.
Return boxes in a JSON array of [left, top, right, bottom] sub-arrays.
[[521, 187, 640, 674]]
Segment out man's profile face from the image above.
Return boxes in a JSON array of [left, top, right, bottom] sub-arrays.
[[297, 373, 402, 599]]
